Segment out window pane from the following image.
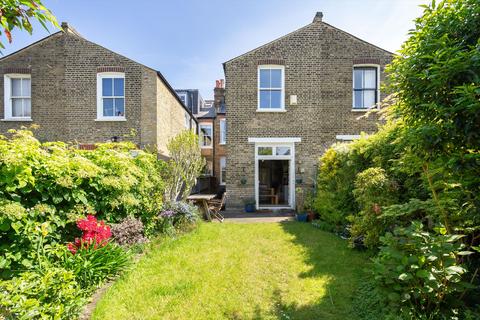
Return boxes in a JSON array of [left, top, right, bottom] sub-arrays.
[[200, 126, 212, 146], [276, 147, 291, 156], [258, 147, 272, 156], [259, 69, 270, 88], [354, 69, 363, 89], [364, 90, 376, 108], [11, 79, 22, 96], [22, 79, 31, 97], [12, 98, 23, 116], [270, 90, 282, 108], [259, 90, 270, 108], [102, 78, 113, 96], [103, 98, 114, 116], [114, 98, 125, 116], [23, 98, 31, 117], [364, 69, 376, 89], [354, 91, 363, 109], [270, 69, 282, 88], [114, 78, 124, 96]]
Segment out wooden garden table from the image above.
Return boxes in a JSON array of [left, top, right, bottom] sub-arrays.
[[186, 194, 217, 221]]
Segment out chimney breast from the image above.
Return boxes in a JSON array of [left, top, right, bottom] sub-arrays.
[[61, 22, 69, 31], [313, 12, 323, 23]]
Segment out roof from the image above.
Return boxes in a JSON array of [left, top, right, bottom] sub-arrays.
[[223, 13, 393, 69], [197, 107, 216, 119], [0, 22, 196, 123]]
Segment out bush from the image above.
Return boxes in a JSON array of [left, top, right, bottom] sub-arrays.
[[373, 221, 472, 318], [111, 217, 147, 246], [0, 267, 84, 320], [152, 201, 201, 235]]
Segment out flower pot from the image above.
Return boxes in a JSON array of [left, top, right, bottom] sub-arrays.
[[244, 203, 255, 213], [307, 211, 315, 222], [296, 213, 308, 222]]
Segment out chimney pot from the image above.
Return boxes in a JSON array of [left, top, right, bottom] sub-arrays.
[[313, 12, 323, 23], [61, 22, 69, 30]]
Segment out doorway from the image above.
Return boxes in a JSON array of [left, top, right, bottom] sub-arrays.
[[258, 160, 289, 206]]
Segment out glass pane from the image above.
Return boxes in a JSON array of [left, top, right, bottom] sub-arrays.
[[354, 69, 363, 89], [103, 98, 114, 116], [23, 98, 31, 117], [364, 90, 376, 108], [114, 98, 125, 116], [364, 69, 376, 89], [259, 69, 270, 88], [102, 78, 113, 96], [11, 79, 22, 96], [276, 147, 291, 156], [22, 79, 31, 97], [114, 78, 124, 96], [270, 90, 282, 108], [270, 69, 282, 88], [258, 147, 273, 156], [12, 98, 23, 116], [259, 90, 270, 109], [354, 91, 363, 109]]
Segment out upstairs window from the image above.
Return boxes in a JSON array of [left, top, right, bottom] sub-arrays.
[[219, 119, 226, 144], [258, 65, 284, 110], [4, 74, 31, 120], [178, 93, 187, 105], [97, 72, 125, 120], [199, 123, 213, 148], [353, 66, 379, 110]]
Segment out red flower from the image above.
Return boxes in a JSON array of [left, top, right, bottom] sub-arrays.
[[67, 215, 112, 254]]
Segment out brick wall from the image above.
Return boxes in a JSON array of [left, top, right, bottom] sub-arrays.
[[224, 18, 393, 207]]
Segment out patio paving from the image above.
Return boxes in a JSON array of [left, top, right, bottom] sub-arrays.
[[219, 209, 295, 223]]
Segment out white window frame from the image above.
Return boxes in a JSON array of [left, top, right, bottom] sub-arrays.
[[257, 65, 285, 112], [352, 64, 380, 112], [219, 119, 226, 145], [178, 93, 187, 105], [3, 74, 32, 121], [199, 123, 213, 148], [96, 72, 126, 121], [219, 156, 226, 185], [184, 112, 190, 129]]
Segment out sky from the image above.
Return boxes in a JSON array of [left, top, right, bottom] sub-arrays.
[[3, 0, 430, 99]]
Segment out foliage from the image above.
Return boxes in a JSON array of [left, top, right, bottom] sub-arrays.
[[152, 201, 201, 235], [163, 130, 205, 202], [373, 221, 473, 318], [0, 267, 84, 320], [67, 215, 111, 254], [0, 0, 59, 49], [111, 217, 147, 247]]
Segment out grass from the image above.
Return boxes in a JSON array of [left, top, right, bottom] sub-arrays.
[[92, 222, 369, 320]]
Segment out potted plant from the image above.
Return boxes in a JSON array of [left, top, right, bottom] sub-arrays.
[[243, 198, 256, 213], [304, 191, 316, 222], [295, 187, 308, 222]]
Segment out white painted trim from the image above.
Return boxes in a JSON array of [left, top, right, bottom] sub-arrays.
[[253, 140, 298, 210], [199, 123, 213, 148], [96, 72, 126, 120], [336, 134, 361, 141], [257, 65, 285, 111], [4, 74, 32, 120], [1, 118, 32, 122], [219, 119, 226, 145], [178, 92, 188, 105], [248, 137, 301, 143], [352, 64, 380, 111]]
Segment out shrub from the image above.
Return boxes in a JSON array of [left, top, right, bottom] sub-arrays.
[[111, 217, 147, 246], [152, 201, 201, 235], [373, 221, 472, 318], [0, 267, 84, 320]]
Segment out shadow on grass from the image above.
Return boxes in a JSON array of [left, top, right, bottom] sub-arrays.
[[268, 222, 370, 320]]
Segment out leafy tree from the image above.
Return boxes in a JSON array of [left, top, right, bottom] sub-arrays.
[[163, 130, 205, 202], [0, 0, 58, 48]]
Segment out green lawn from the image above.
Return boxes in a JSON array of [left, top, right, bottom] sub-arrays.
[[92, 222, 369, 320]]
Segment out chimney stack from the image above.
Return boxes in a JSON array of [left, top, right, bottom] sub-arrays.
[[61, 22, 69, 31], [313, 12, 323, 23], [214, 79, 225, 112]]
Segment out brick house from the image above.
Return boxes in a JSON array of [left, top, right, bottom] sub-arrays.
[[223, 12, 393, 209], [0, 22, 196, 157]]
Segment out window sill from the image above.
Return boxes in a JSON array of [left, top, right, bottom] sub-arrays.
[[1, 118, 32, 122], [256, 109, 287, 113], [95, 117, 127, 122], [219, 143, 226, 145], [201, 146, 213, 149]]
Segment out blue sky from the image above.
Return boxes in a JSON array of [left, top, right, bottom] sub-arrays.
[[3, 0, 429, 99]]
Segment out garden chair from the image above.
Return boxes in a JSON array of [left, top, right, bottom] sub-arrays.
[[208, 192, 226, 222]]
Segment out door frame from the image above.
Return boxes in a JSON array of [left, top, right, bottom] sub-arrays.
[[249, 137, 301, 210]]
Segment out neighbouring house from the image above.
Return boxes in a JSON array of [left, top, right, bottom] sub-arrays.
[[0, 22, 196, 157], [180, 81, 227, 193], [223, 12, 393, 209]]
